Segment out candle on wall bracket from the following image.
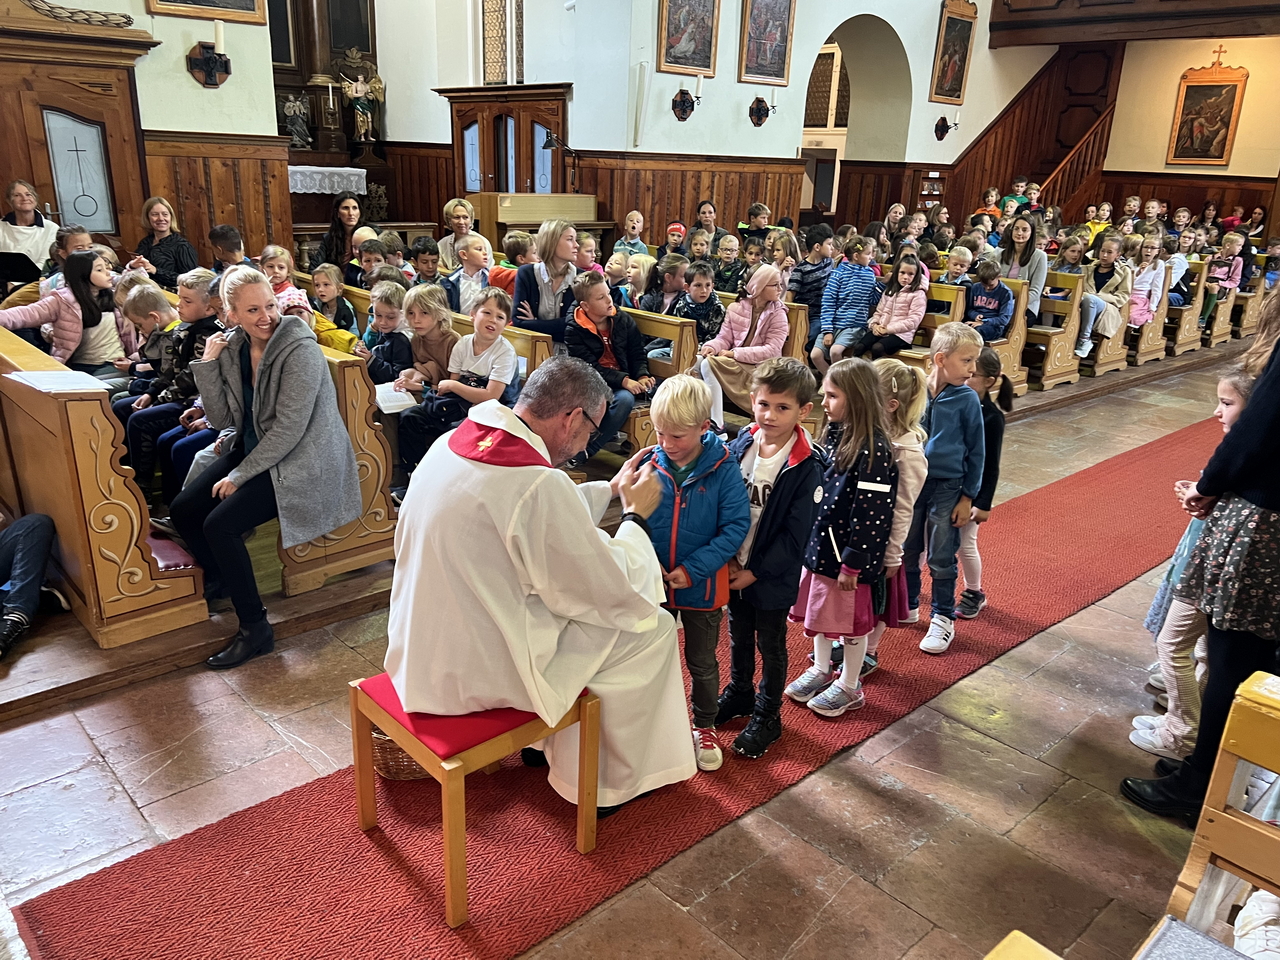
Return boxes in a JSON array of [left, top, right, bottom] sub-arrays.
[[672, 83, 695, 122], [188, 21, 230, 88], [748, 95, 770, 127]]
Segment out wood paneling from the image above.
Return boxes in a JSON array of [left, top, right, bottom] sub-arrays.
[[834, 162, 909, 230], [384, 141, 455, 225], [574, 151, 805, 240], [1094, 171, 1276, 226], [143, 131, 292, 266], [990, 1, 1280, 47]]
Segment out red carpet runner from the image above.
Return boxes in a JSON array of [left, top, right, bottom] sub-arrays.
[[16, 418, 1223, 960]]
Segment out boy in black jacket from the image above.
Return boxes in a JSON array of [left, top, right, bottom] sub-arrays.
[[564, 271, 655, 466], [716, 358, 825, 757]]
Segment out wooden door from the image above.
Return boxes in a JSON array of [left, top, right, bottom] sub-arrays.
[[0, 61, 148, 249], [514, 99, 564, 194]]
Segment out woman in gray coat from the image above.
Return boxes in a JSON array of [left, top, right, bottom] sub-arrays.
[[170, 267, 361, 669], [994, 214, 1048, 320]]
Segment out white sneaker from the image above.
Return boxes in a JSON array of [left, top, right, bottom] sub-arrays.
[[1156, 692, 1169, 709], [1074, 338, 1093, 358], [1234, 890, 1280, 959], [1147, 672, 1167, 692], [693, 726, 724, 772], [808, 679, 866, 718], [785, 666, 834, 703], [1128, 725, 1186, 761], [919, 615, 955, 654], [1132, 715, 1162, 731], [901, 607, 920, 624]]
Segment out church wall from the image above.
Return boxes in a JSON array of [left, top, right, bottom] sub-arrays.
[[1105, 36, 1280, 180]]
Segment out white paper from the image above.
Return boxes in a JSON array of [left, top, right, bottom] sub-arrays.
[[374, 381, 416, 414], [5, 371, 108, 393]]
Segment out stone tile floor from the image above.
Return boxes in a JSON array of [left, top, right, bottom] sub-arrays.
[[0, 363, 1240, 960]]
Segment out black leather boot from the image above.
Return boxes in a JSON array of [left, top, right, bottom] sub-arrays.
[[206, 615, 274, 670]]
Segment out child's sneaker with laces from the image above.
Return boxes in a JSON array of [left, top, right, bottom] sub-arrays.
[[732, 713, 782, 758], [901, 607, 919, 624], [692, 726, 723, 771], [956, 589, 987, 619], [919, 615, 955, 654], [808, 679, 865, 718], [785, 666, 834, 703], [860, 653, 879, 678]]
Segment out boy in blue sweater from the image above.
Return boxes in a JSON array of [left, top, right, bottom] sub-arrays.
[[812, 235, 882, 372], [643, 375, 751, 774], [965, 259, 1014, 341], [903, 322, 986, 654], [717, 358, 824, 758]]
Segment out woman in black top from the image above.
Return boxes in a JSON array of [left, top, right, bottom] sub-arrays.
[[128, 197, 198, 290], [309, 192, 371, 271]]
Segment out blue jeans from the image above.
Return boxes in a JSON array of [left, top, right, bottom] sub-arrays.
[[1079, 293, 1106, 338], [0, 513, 55, 618], [158, 425, 218, 505], [903, 476, 965, 621], [1167, 292, 1185, 307], [110, 398, 185, 490], [971, 320, 1008, 342], [585, 388, 635, 458]]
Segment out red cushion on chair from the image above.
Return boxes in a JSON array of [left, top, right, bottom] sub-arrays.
[[358, 672, 542, 760], [146, 534, 196, 572]]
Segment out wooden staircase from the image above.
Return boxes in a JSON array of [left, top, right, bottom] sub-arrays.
[[1039, 103, 1116, 223]]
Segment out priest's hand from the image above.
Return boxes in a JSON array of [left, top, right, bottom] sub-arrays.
[[620, 461, 661, 519], [610, 446, 654, 499]]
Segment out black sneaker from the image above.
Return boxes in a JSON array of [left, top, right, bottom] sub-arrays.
[[957, 589, 987, 620], [39, 584, 71, 615], [732, 713, 782, 759], [390, 486, 408, 508], [860, 653, 879, 678], [714, 686, 755, 727], [0, 614, 31, 662], [150, 516, 179, 538]]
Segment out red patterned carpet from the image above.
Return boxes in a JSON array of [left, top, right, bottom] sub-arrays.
[[16, 418, 1223, 960]]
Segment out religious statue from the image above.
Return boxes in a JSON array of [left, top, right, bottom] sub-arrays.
[[280, 93, 313, 150], [334, 48, 384, 143]]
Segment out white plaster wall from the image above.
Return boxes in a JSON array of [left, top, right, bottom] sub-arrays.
[[1105, 36, 1280, 179], [79, 0, 277, 134]]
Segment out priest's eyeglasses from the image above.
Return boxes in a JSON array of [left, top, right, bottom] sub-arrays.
[[580, 407, 603, 446]]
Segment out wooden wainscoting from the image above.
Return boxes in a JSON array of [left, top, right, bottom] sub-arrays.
[[1096, 171, 1278, 225], [574, 151, 804, 239], [143, 131, 293, 266], [834, 162, 911, 229], [384, 141, 455, 225]]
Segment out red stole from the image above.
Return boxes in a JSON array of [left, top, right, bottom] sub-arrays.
[[447, 418, 551, 468]]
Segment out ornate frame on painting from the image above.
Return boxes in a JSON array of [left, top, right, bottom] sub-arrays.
[[738, 0, 794, 86], [657, 0, 719, 78], [1166, 50, 1248, 167], [928, 0, 977, 106]]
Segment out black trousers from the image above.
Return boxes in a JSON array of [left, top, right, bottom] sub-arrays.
[[726, 592, 790, 718], [848, 328, 911, 359], [169, 449, 278, 624], [1178, 623, 1280, 794]]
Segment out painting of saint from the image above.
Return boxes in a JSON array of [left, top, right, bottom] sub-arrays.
[[738, 0, 794, 86], [658, 0, 718, 77], [928, 2, 977, 105], [1171, 84, 1236, 162]]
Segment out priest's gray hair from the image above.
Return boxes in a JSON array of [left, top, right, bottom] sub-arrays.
[[517, 356, 611, 419]]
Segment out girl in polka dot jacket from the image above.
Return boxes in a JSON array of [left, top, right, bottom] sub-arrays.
[[785, 357, 899, 719]]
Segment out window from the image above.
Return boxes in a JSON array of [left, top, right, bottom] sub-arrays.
[[532, 122, 552, 194], [463, 122, 481, 192], [494, 114, 516, 192], [42, 109, 115, 233], [480, 0, 523, 85], [804, 52, 834, 128]]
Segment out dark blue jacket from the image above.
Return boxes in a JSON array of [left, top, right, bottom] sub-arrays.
[[440, 266, 491, 315], [364, 329, 412, 384], [728, 424, 827, 610], [803, 427, 898, 581], [641, 433, 751, 611], [965, 279, 1014, 335], [923, 383, 986, 499], [512, 263, 574, 341]]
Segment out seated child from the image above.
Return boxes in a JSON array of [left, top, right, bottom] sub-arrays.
[[353, 281, 412, 383], [346, 226, 380, 286], [812, 235, 881, 372], [717, 358, 822, 757], [1265, 237, 1280, 292], [769, 229, 800, 287], [409, 236, 442, 287], [932, 223, 956, 251], [714, 234, 745, 293], [687, 229, 714, 263], [259, 245, 296, 297], [624, 253, 655, 309], [40, 224, 93, 296], [490, 230, 536, 296], [638, 253, 690, 315], [604, 250, 630, 304], [1201, 231, 1245, 326], [397, 288, 518, 473], [440, 233, 492, 314], [276, 285, 356, 353], [564, 270, 655, 465], [310, 262, 359, 334], [1128, 235, 1166, 328], [359, 265, 411, 348], [928, 244, 972, 314], [738, 203, 773, 244], [113, 284, 179, 427], [666, 260, 726, 354], [849, 253, 926, 359], [394, 284, 460, 394], [208, 224, 253, 275], [641, 374, 750, 771], [356, 238, 388, 290], [575, 231, 603, 275], [698, 265, 790, 428], [657, 221, 688, 260], [787, 222, 834, 342], [614, 210, 647, 256], [964, 259, 1014, 341], [378, 230, 416, 281], [974, 188, 1002, 219]]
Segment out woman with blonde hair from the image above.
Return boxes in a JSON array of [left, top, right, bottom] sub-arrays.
[[513, 217, 579, 341], [128, 197, 198, 290]]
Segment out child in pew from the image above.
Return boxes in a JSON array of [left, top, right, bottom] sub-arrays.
[[310, 262, 359, 335], [259, 245, 297, 299], [208, 224, 253, 276], [716, 358, 824, 757], [1128, 235, 1167, 328], [964, 260, 1014, 342], [955, 346, 1012, 622], [490, 230, 537, 296], [345, 226, 380, 287], [440, 233, 492, 315], [974, 187, 1002, 220], [1200, 231, 1245, 328], [563, 270, 654, 466], [687, 229, 714, 263], [377, 231, 416, 282], [1000, 175, 1030, 213], [603, 250, 630, 298], [769, 229, 800, 288], [786, 222, 834, 345], [1168, 207, 1193, 241], [738, 203, 773, 245], [1078, 236, 1132, 357], [109, 272, 163, 391], [713, 235, 745, 294], [575, 232, 603, 275], [114, 284, 179, 423], [638, 253, 690, 316], [916, 242, 941, 281], [353, 281, 413, 384], [741, 236, 767, 272], [276, 285, 356, 354], [1265, 238, 1280, 292], [356, 238, 389, 290], [665, 260, 726, 355], [932, 223, 956, 252], [812, 235, 882, 372], [396, 288, 518, 478], [1161, 235, 1191, 307], [847, 253, 927, 360], [928, 244, 973, 315], [640, 374, 751, 771], [901, 322, 984, 655], [624, 253, 655, 309], [784, 357, 898, 717], [359, 266, 412, 348], [656, 221, 688, 260], [614, 210, 647, 256], [39, 224, 93, 296], [409, 236, 442, 287], [394, 284, 460, 395]]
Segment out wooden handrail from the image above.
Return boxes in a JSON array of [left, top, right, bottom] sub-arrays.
[[1040, 103, 1116, 208]]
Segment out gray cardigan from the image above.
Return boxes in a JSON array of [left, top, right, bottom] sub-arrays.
[[996, 247, 1048, 318], [192, 316, 362, 549]]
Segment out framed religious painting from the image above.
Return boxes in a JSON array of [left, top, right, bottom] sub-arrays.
[[1166, 50, 1248, 166], [145, 0, 266, 25], [657, 0, 719, 78], [738, 0, 795, 86], [928, 0, 977, 106]]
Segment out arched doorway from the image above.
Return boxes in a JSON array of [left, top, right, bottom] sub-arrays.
[[800, 15, 911, 226]]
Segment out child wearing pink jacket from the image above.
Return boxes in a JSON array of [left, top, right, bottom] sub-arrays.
[[848, 254, 927, 359]]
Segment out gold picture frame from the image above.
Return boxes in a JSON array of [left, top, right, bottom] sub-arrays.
[[1166, 51, 1248, 166], [657, 0, 719, 78], [145, 0, 267, 26], [928, 0, 977, 106], [738, 0, 795, 87]]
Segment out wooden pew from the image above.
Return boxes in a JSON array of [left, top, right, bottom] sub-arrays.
[[993, 276, 1030, 396], [899, 281, 967, 375], [1165, 260, 1207, 356], [1025, 271, 1082, 390], [714, 291, 809, 363], [1203, 286, 1236, 348], [1126, 262, 1174, 366], [617, 307, 698, 447], [1231, 252, 1266, 339], [1079, 279, 1131, 378], [0, 330, 207, 648]]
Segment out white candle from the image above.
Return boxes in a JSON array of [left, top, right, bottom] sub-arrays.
[[769, 87, 776, 107], [328, 83, 334, 109], [694, 75, 703, 98], [954, 108, 961, 125], [213, 19, 225, 54]]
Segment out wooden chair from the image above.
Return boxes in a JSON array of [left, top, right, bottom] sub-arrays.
[[617, 307, 697, 448], [1232, 253, 1266, 339], [1165, 260, 1207, 357], [349, 673, 600, 928], [1126, 262, 1174, 366], [1025, 271, 1082, 390], [1165, 672, 1280, 925]]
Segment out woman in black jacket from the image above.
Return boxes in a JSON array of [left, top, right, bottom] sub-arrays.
[[128, 198, 198, 290], [563, 271, 653, 465], [309, 192, 373, 272]]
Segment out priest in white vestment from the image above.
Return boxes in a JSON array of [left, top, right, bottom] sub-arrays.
[[385, 356, 697, 808]]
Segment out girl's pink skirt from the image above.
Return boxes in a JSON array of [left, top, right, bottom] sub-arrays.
[[879, 565, 911, 627], [1128, 292, 1154, 327], [789, 568, 875, 638]]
